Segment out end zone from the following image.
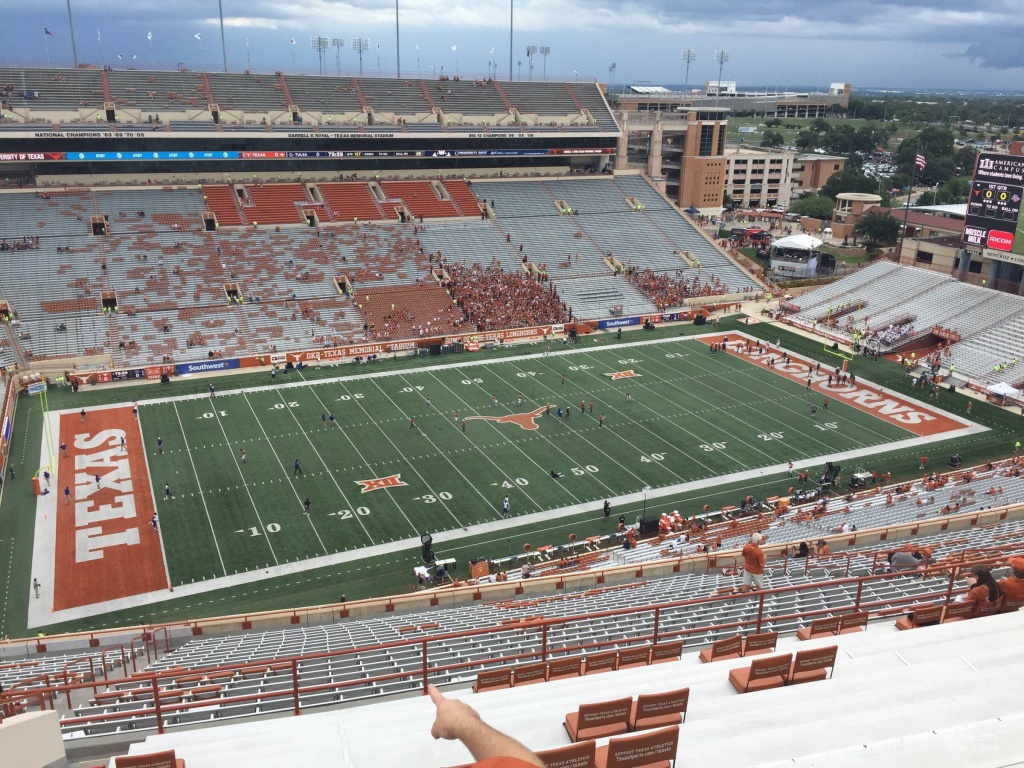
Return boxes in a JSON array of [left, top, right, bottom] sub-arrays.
[[697, 332, 979, 439], [30, 405, 170, 627]]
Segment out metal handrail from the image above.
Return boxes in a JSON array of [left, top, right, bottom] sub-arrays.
[[0, 551, 1011, 735]]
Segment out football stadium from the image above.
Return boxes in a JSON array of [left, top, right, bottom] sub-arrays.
[[1, 39, 1024, 768]]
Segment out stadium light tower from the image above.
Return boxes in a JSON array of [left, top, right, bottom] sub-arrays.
[[540, 45, 550, 79], [680, 48, 696, 89], [351, 37, 369, 76], [525, 45, 537, 81], [311, 36, 330, 76], [331, 38, 344, 76], [714, 49, 729, 108]]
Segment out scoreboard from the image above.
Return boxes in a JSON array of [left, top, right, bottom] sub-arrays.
[[963, 152, 1024, 266]]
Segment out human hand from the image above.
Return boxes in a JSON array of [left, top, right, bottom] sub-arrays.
[[428, 684, 481, 741]]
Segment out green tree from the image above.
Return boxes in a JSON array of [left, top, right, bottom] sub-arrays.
[[820, 168, 878, 199], [934, 176, 971, 204], [795, 129, 820, 151], [760, 129, 784, 148], [854, 210, 900, 247], [789, 195, 835, 219]]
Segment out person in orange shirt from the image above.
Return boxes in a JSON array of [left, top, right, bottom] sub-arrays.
[[962, 565, 1002, 617], [998, 557, 1024, 612], [816, 539, 830, 556], [740, 533, 766, 592]]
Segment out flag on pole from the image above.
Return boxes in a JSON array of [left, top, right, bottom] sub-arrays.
[[44, 28, 54, 37], [131, 54, 137, 60], [490, 47, 495, 54], [97, 30, 101, 43], [451, 45, 457, 52], [195, 33, 202, 41], [117, 53, 123, 60], [147, 31, 153, 41], [290, 38, 296, 45], [915, 153, 927, 171]]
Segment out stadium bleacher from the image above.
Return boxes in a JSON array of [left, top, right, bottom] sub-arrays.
[[0, 175, 759, 368], [5, 64, 1024, 768]]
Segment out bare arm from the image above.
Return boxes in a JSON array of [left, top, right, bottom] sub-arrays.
[[427, 684, 543, 767]]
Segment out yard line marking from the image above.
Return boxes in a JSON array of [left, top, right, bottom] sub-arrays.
[[289, 374, 422, 535], [172, 402, 228, 576], [572, 348, 784, 469], [645, 341, 885, 450], [434, 366, 598, 505], [136, 410, 175, 590], [210, 407, 282, 563], [241, 392, 336, 552], [509, 357, 691, 484], [350, 377, 473, 527]]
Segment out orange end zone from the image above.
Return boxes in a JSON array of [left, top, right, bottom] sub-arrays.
[[54, 406, 169, 611], [698, 333, 966, 437]]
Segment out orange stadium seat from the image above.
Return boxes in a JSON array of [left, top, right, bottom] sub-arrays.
[[729, 653, 793, 693], [628, 688, 690, 731], [788, 646, 838, 685], [564, 696, 633, 742]]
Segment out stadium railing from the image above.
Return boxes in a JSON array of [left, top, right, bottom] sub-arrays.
[[0, 547, 1015, 736]]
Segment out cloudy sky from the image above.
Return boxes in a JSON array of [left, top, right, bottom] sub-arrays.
[[3, 0, 1023, 91]]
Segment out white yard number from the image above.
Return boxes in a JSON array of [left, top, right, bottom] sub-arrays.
[[501, 478, 530, 488], [419, 492, 453, 504], [338, 507, 371, 519], [516, 371, 537, 378], [201, 411, 228, 418], [641, 453, 666, 463], [401, 386, 425, 393], [336, 393, 364, 401], [618, 359, 639, 365], [273, 401, 300, 409], [568, 365, 591, 371], [664, 353, 684, 359], [248, 523, 281, 536], [699, 442, 727, 452], [815, 422, 839, 432], [461, 378, 484, 384], [757, 432, 784, 442], [570, 465, 599, 475]]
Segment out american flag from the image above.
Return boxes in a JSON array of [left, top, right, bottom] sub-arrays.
[[915, 153, 927, 171], [44, 27, 54, 37]]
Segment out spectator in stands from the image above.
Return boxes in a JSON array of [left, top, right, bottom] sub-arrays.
[[998, 557, 1024, 612], [739, 533, 766, 592], [961, 565, 1002, 617], [427, 684, 543, 767], [888, 545, 922, 573]]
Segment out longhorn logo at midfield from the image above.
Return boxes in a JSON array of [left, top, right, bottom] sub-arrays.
[[465, 406, 549, 431]]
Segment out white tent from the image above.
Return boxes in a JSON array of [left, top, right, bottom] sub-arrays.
[[771, 233, 823, 251], [986, 382, 1020, 399]]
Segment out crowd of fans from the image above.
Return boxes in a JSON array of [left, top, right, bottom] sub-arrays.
[[623, 266, 733, 309], [864, 321, 914, 348], [441, 262, 569, 331], [0, 236, 40, 252]]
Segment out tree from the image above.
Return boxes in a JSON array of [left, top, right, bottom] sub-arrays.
[[789, 195, 835, 220], [795, 129, 820, 151], [820, 168, 878, 199], [854, 210, 900, 247], [760, 129, 784, 148]]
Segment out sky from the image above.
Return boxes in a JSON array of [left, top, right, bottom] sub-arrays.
[[3, 0, 1024, 91]]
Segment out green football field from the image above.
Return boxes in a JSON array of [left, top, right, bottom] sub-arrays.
[[135, 336, 913, 587]]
